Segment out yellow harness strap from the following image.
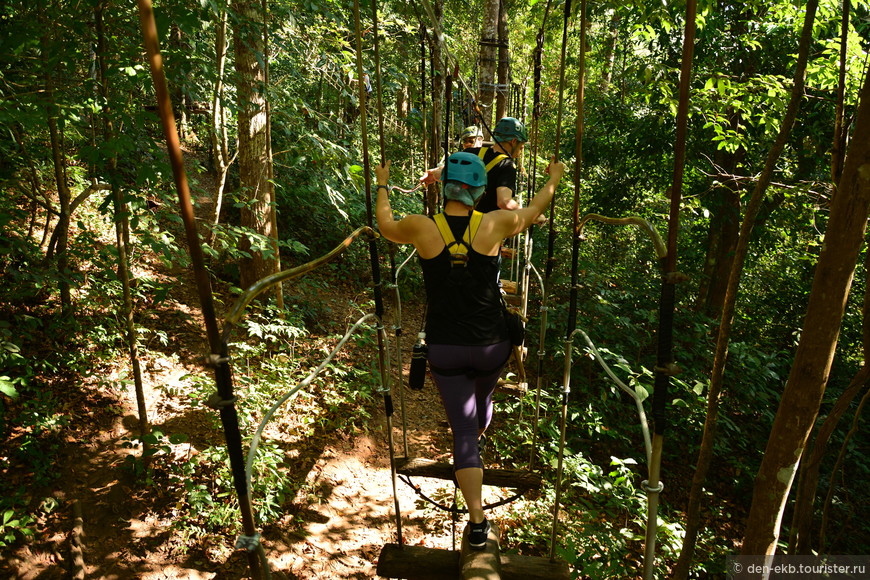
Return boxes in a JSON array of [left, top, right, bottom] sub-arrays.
[[477, 147, 509, 173], [433, 211, 483, 267]]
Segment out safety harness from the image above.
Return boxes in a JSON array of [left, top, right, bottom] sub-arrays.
[[432, 210, 483, 268], [477, 146, 509, 172], [428, 210, 510, 378]]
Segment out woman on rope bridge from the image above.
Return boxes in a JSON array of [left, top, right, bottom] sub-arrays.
[[375, 152, 565, 550]]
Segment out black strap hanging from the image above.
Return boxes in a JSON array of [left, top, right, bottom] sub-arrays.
[[545, 0, 571, 281], [135, 1, 261, 577]]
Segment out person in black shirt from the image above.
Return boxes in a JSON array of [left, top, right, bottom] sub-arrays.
[[421, 116, 529, 213], [376, 151, 564, 550]]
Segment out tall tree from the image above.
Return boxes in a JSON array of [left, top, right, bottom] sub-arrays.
[[40, 1, 72, 316], [742, 62, 870, 559], [495, 0, 509, 121], [673, 1, 820, 575], [478, 0, 500, 131], [207, 6, 233, 245], [95, 2, 149, 454], [233, 0, 275, 291]]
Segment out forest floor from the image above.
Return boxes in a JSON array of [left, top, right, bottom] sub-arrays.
[[0, 158, 529, 579], [2, 280, 467, 579]]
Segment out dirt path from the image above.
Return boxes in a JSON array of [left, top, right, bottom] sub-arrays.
[[2, 267, 461, 579]]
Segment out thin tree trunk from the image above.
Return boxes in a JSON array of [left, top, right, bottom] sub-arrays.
[[262, 0, 283, 309], [787, 365, 870, 554], [599, 14, 620, 91], [207, 8, 231, 245], [478, 0, 499, 132], [495, 0, 508, 121], [819, 385, 870, 550], [697, 154, 741, 318], [96, 2, 150, 456], [831, 0, 851, 190], [233, 0, 273, 292], [673, 2, 820, 576], [742, 59, 870, 559], [41, 3, 71, 316]]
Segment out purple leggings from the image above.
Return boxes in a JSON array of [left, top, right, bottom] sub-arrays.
[[428, 341, 511, 471]]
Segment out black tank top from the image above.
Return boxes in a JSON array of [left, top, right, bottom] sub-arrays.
[[420, 214, 508, 345]]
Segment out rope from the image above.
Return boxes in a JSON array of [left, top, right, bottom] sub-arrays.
[[135, 2, 261, 577], [526, 0, 554, 207], [222, 226, 377, 336], [544, 0, 572, 282], [388, 183, 423, 195], [352, 0, 404, 547], [398, 475, 530, 514], [644, 2, 696, 577], [389, 248, 418, 458], [576, 329, 652, 465], [549, 0, 581, 561], [245, 314, 380, 486]]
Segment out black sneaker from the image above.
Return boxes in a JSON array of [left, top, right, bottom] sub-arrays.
[[468, 519, 491, 550]]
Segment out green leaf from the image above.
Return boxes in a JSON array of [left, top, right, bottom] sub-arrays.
[[0, 377, 18, 399]]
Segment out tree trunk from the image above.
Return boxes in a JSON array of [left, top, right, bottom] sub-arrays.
[[495, 0, 508, 121], [262, 0, 283, 309], [697, 8, 751, 318], [426, 0, 443, 215], [95, 2, 150, 457], [477, 0, 499, 132], [673, 2, 820, 576], [789, 238, 870, 554], [697, 136, 742, 318], [787, 365, 870, 554], [741, 61, 870, 559], [599, 14, 620, 92], [207, 7, 231, 245], [830, 0, 850, 190], [41, 5, 71, 316], [233, 0, 274, 292]]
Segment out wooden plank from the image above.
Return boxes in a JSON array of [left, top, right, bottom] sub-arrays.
[[500, 279, 518, 295], [503, 294, 523, 306], [376, 543, 571, 580], [500, 553, 571, 580], [494, 380, 528, 397], [461, 522, 501, 579], [395, 457, 542, 489], [376, 543, 459, 579]]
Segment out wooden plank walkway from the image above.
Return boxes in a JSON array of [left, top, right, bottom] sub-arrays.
[[377, 522, 570, 579], [395, 457, 542, 489]]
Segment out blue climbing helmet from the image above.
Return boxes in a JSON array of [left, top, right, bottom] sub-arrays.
[[441, 151, 487, 187], [441, 152, 487, 206], [492, 116, 528, 143]]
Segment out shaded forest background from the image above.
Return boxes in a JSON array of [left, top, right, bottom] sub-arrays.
[[1, 0, 870, 578]]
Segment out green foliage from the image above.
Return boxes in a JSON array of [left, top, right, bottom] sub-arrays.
[[0, 506, 35, 549], [1, 0, 869, 568]]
